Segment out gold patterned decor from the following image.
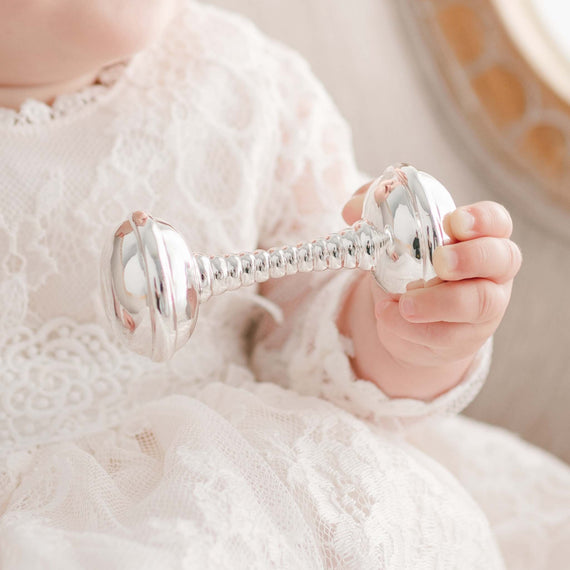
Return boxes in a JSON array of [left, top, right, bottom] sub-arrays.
[[396, 0, 570, 223]]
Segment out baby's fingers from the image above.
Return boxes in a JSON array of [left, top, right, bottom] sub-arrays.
[[434, 237, 521, 283], [399, 279, 511, 324], [444, 201, 513, 241], [375, 298, 489, 362]]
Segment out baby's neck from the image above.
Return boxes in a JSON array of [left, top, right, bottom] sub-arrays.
[[0, 71, 100, 110]]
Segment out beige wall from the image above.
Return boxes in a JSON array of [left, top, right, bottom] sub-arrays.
[[204, 0, 570, 463]]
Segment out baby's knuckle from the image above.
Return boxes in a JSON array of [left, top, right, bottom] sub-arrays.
[[475, 281, 496, 321], [504, 240, 522, 274], [468, 241, 488, 270], [496, 284, 510, 313], [502, 239, 521, 279]]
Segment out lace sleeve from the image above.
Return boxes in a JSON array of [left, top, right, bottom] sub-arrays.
[[250, 40, 492, 427]]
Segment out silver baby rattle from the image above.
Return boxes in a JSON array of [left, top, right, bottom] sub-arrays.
[[101, 163, 456, 362]]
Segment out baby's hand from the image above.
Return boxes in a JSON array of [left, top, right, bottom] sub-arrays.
[[339, 195, 522, 399], [388, 202, 521, 365]]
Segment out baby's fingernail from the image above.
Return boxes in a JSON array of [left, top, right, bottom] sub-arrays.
[[436, 248, 458, 273], [456, 209, 475, 233], [399, 296, 415, 319]]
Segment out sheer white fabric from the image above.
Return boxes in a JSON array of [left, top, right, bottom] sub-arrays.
[[0, 1, 569, 568], [406, 416, 570, 570]]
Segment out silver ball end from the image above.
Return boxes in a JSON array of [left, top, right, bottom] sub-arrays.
[[101, 212, 200, 362], [362, 164, 456, 295]]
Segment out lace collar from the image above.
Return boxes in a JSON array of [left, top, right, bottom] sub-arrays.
[[0, 61, 130, 128]]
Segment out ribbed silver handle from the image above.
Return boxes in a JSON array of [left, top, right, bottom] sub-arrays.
[[194, 221, 390, 302], [103, 163, 456, 361]]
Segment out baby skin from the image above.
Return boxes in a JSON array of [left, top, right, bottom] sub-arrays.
[[0, 1, 522, 404], [0, 1, 177, 110], [339, 187, 521, 400]]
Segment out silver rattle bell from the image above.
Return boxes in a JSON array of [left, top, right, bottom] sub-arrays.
[[101, 163, 456, 361]]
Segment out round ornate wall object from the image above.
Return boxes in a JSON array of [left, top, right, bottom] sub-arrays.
[[396, 0, 570, 238]]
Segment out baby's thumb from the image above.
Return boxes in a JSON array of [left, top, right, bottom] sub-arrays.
[[341, 181, 371, 225]]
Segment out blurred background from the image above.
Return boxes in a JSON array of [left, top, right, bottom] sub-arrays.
[[204, 0, 570, 463]]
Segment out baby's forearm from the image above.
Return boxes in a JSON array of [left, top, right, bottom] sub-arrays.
[[336, 273, 474, 401]]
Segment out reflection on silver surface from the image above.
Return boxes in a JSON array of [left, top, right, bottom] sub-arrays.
[[363, 164, 455, 294], [101, 212, 200, 362], [101, 164, 455, 361]]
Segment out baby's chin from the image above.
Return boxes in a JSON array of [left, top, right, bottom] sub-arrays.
[[0, 0, 179, 88], [91, 0, 180, 58]]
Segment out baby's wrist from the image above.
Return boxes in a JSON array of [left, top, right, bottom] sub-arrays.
[[337, 272, 477, 401]]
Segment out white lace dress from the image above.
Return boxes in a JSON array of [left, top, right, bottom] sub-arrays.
[[0, 2, 568, 569]]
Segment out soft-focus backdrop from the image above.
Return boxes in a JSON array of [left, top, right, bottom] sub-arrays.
[[203, 0, 570, 463]]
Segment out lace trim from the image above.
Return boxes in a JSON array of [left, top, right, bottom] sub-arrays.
[[0, 61, 130, 128], [0, 317, 160, 458]]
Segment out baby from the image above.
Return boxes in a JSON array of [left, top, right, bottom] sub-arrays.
[[0, 2, 520, 401], [1, 1, 568, 569]]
